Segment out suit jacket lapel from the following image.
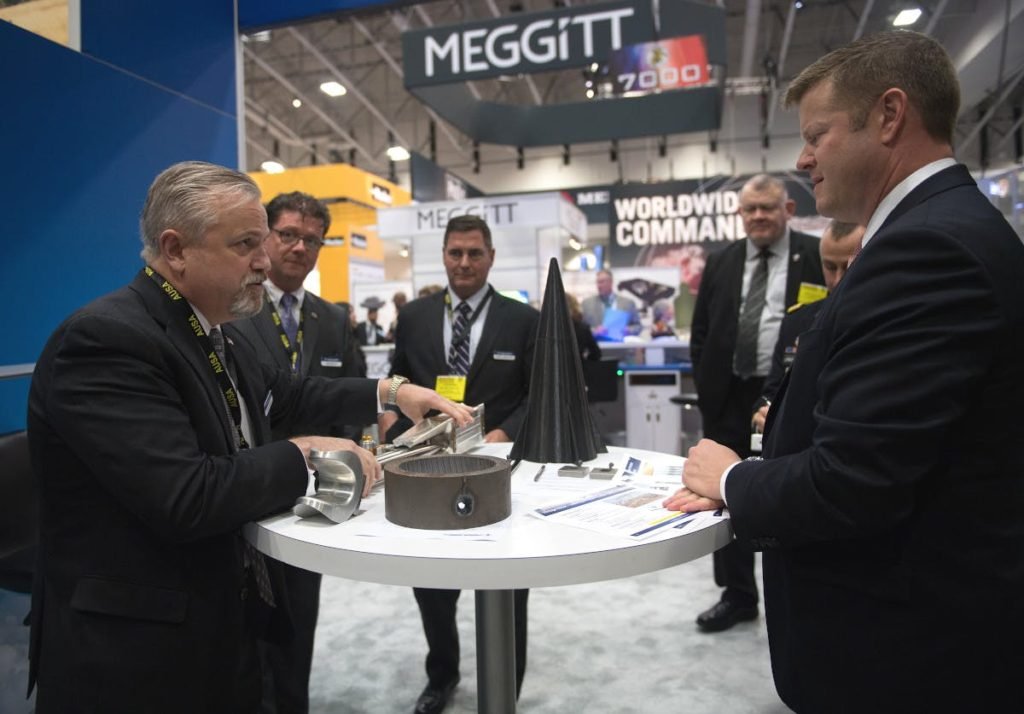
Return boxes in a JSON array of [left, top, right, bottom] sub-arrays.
[[429, 292, 448, 374], [133, 272, 237, 450], [468, 293, 502, 384], [784, 233, 812, 306], [300, 295, 320, 377], [881, 164, 973, 233]]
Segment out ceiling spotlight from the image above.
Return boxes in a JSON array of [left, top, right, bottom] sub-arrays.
[[893, 8, 922, 25], [386, 145, 411, 161], [260, 160, 285, 174], [794, 0, 803, 8], [586, 88, 595, 99], [590, 62, 599, 72], [320, 81, 347, 97], [292, 98, 302, 108]]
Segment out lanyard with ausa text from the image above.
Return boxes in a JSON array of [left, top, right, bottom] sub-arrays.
[[143, 266, 249, 449], [266, 293, 304, 372]]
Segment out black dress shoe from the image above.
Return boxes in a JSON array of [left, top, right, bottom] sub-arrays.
[[696, 599, 759, 632], [414, 677, 460, 714]]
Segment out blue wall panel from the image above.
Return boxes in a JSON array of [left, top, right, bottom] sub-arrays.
[[0, 20, 238, 433], [81, 0, 237, 115]]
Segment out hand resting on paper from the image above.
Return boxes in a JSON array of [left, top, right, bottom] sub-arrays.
[[662, 438, 739, 512]]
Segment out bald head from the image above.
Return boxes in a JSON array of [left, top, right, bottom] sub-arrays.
[[820, 221, 865, 291]]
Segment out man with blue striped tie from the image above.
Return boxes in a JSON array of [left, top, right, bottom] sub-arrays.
[[382, 215, 539, 714]]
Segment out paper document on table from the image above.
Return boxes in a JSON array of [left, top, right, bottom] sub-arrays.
[[531, 484, 723, 540], [617, 454, 686, 493]]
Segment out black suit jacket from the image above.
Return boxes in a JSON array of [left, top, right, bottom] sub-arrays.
[[759, 298, 825, 405], [355, 320, 389, 346], [388, 288, 539, 440], [690, 230, 824, 422], [726, 165, 1024, 712], [228, 289, 368, 440], [27, 271, 377, 713]]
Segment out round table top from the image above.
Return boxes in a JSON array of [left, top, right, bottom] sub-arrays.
[[245, 444, 732, 590]]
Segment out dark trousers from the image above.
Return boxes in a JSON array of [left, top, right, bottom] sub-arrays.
[[703, 374, 763, 607], [414, 586, 529, 695], [259, 564, 321, 714]]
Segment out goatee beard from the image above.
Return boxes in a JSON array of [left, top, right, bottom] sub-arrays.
[[229, 272, 266, 319]]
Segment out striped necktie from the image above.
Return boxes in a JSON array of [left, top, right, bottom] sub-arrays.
[[734, 248, 770, 378], [279, 293, 299, 344], [447, 302, 472, 375]]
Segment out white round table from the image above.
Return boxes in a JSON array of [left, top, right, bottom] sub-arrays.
[[245, 444, 731, 713]]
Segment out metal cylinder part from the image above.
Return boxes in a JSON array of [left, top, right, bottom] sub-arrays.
[[384, 454, 511, 530]]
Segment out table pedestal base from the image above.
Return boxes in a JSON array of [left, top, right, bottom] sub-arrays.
[[475, 589, 517, 713]]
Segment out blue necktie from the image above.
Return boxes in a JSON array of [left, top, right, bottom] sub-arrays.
[[279, 293, 299, 345], [447, 302, 472, 375]]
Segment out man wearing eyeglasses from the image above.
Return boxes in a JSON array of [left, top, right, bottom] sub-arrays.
[[689, 174, 824, 633], [382, 215, 539, 714], [228, 191, 365, 714]]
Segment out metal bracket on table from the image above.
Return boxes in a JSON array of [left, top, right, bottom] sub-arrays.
[[293, 449, 365, 523], [292, 405, 485, 523], [376, 403, 485, 466]]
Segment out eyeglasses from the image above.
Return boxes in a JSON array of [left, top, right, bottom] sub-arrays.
[[272, 228, 324, 249]]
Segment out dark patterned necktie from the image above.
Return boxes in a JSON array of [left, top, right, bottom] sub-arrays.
[[209, 327, 276, 608], [447, 302, 472, 375], [279, 293, 299, 344], [734, 248, 770, 378]]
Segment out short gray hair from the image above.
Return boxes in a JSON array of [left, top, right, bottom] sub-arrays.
[[741, 174, 789, 202], [140, 161, 261, 261]]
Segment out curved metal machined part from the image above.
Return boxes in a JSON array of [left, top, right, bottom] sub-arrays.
[[292, 448, 365, 523]]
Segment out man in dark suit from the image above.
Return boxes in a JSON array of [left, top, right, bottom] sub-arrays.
[[355, 296, 389, 346], [689, 173, 825, 632], [227, 191, 366, 713], [26, 161, 470, 713], [670, 31, 1024, 712], [382, 215, 539, 714], [751, 220, 864, 434]]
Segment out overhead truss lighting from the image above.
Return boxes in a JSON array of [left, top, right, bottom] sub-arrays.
[[319, 81, 347, 97], [893, 8, 922, 25]]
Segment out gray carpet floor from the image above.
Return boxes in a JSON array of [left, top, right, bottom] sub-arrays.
[[0, 556, 788, 713]]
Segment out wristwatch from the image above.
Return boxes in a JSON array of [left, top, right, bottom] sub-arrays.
[[387, 375, 409, 406]]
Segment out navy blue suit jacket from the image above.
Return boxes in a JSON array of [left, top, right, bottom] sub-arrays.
[[726, 165, 1024, 712]]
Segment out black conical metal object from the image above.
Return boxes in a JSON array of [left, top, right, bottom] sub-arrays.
[[510, 258, 606, 464]]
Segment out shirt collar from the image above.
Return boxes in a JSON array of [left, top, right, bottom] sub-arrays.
[[263, 280, 306, 308], [447, 283, 491, 309], [189, 303, 214, 335], [862, 158, 958, 247], [746, 226, 791, 260]]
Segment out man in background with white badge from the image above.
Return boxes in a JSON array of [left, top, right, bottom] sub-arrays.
[[382, 215, 539, 714]]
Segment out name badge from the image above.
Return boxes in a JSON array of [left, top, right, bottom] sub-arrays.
[[320, 356, 343, 368], [796, 282, 828, 305], [492, 351, 516, 361], [435, 375, 468, 402], [263, 390, 274, 416]]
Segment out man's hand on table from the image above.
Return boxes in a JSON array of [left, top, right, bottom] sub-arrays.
[[662, 438, 739, 512]]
